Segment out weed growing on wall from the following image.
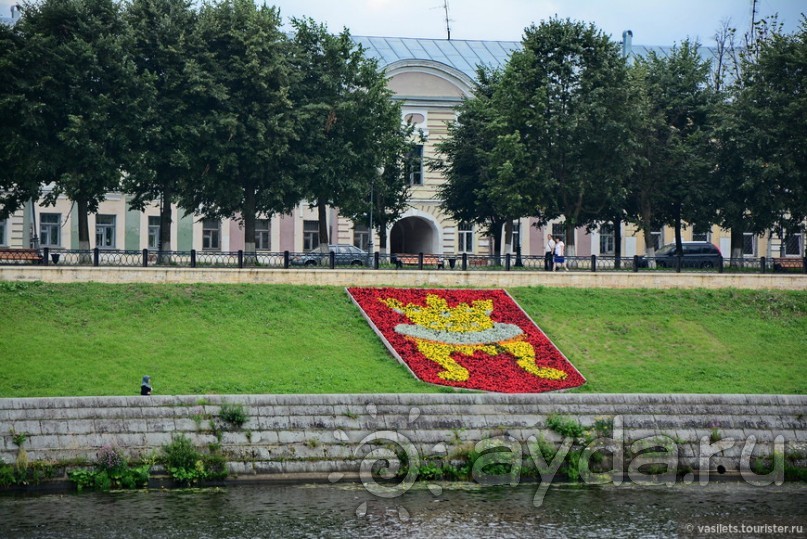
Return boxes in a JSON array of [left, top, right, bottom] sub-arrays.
[[161, 435, 227, 486], [68, 445, 150, 492]]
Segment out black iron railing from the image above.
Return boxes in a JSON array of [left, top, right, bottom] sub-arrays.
[[2, 247, 804, 275]]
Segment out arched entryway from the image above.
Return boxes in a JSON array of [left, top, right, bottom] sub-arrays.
[[390, 216, 439, 254]]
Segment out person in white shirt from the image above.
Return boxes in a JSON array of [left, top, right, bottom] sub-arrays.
[[553, 237, 568, 271], [545, 233, 555, 271]]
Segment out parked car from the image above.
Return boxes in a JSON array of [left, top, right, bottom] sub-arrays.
[[290, 244, 370, 267], [637, 241, 723, 269]]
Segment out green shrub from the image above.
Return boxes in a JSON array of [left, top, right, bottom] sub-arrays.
[[161, 434, 227, 485], [219, 403, 247, 428], [67, 445, 150, 492], [546, 415, 586, 440]]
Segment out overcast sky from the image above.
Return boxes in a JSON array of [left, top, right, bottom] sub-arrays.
[[2, 0, 804, 46], [264, 0, 804, 46]]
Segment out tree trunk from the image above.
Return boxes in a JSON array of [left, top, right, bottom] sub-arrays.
[[490, 220, 504, 265], [317, 201, 329, 252], [77, 198, 90, 251], [157, 190, 173, 265], [564, 221, 576, 257], [639, 195, 656, 265], [503, 220, 513, 256], [243, 186, 256, 255], [614, 217, 623, 269], [159, 188, 172, 253], [378, 221, 388, 255], [674, 204, 683, 256], [77, 199, 91, 264], [730, 227, 744, 267]]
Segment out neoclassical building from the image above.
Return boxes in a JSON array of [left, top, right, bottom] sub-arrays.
[[1, 33, 803, 260]]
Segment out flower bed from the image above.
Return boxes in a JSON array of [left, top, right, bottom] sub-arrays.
[[347, 288, 585, 393]]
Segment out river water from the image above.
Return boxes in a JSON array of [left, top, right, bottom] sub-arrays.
[[2, 481, 805, 538]]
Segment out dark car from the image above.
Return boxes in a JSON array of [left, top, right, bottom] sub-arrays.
[[638, 241, 723, 269], [290, 244, 369, 267]]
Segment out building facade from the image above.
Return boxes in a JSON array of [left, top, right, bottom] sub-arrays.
[[1, 34, 803, 260]]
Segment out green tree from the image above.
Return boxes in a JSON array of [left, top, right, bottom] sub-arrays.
[[434, 68, 530, 258], [0, 21, 42, 221], [338, 129, 418, 255], [287, 18, 399, 250], [713, 19, 807, 260], [626, 40, 714, 258], [4, 0, 143, 250], [497, 18, 635, 256], [180, 0, 298, 253], [123, 0, 199, 253]]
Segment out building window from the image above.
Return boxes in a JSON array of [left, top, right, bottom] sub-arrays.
[[0, 219, 6, 246], [599, 224, 615, 255], [742, 232, 756, 257], [783, 232, 803, 257], [256, 219, 271, 250], [458, 221, 473, 252], [353, 224, 369, 252], [202, 219, 220, 251], [406, 145, 424, 186], [95, 215, 116, 248], [148, 216, 160, 250], [40, 213, 61, 247], [692, 225, 711, 242], [551, 223, 566, 240], [303, 220, 320, 251], [651, 229, 663, 251]]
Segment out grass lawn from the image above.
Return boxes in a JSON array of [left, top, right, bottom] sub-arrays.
[[0, 282, 804, 397]]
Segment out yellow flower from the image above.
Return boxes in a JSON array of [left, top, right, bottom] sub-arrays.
[[381, 294, 495, 333]]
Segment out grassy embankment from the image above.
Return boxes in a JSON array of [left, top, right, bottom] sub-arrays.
[[0, 282, 804, 397]]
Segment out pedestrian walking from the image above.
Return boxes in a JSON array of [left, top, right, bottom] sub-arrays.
[[545, 234, 555, 271], [553, 237, 568, 271]]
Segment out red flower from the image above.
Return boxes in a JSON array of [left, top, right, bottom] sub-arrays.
[[347, 288, 585, 393]]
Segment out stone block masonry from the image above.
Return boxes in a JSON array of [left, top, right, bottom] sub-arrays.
[[1, 394, 805, 481], [1, 266, 806, 289]]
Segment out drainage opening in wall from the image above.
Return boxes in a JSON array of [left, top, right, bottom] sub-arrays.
[[716, 465, 726, 474]]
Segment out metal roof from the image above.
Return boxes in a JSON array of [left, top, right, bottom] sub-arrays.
[[353, 36, 720, 79], [352, 36, 521, 79]]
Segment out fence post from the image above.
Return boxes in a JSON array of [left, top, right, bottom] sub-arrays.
[[143, 248, 149, 267], [329, 250, 335, 269], [760, 256, 766, 274], [43, 247, 49, 266], [718, 257, 724, 273], [803, 257, 807, 274], [374, 251, 379, 270], [284, 251, 290, 269], [93, 247, 100, 267], [238, 250, 244, 269], [462, 252, 468, 271], [505, 253, 511, 271], [418, 252, 424, 270], [633, 255, 639, 273], [591, 254, 596, 272], [190, 249, 196, 268]]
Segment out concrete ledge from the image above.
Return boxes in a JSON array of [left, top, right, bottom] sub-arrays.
[[1, 393, 804, 478], [1, 266, 805, 289]]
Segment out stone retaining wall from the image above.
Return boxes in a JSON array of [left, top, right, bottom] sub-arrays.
[[1, 266, 806, 289], [1, 394, 805, 479]]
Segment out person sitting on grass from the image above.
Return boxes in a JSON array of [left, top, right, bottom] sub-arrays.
[[140, 375, 152, 395]]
